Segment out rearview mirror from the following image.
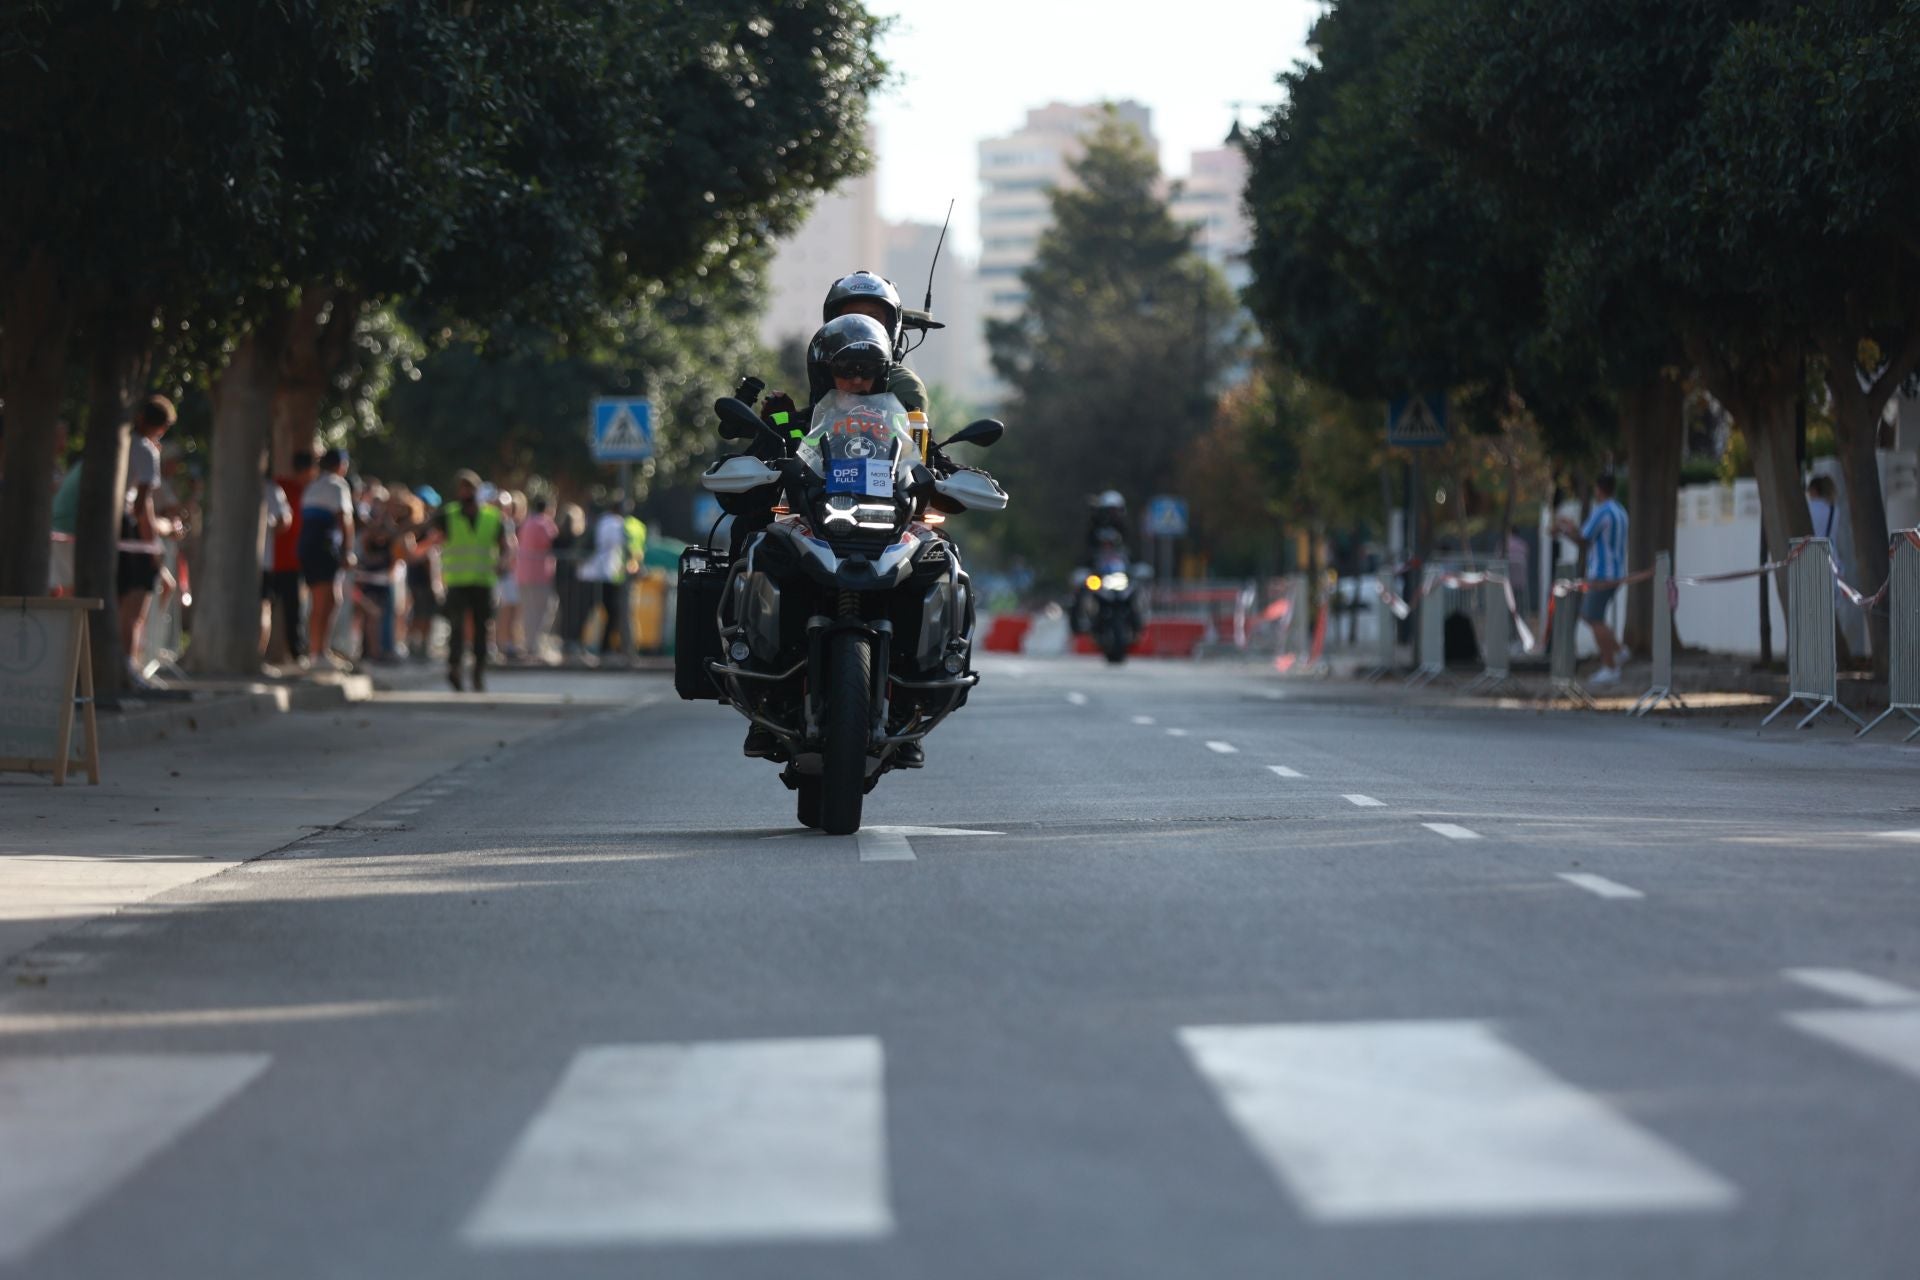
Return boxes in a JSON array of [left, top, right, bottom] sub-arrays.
[[715, 397, 769, 442], [940, 418, 1004, 450]]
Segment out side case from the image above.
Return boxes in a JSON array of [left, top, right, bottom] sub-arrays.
[[674, 546, 730, 700]]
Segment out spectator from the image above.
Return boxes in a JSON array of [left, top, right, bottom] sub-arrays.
[[258, 470, 293, 657], [355, 485, 401, 663], [118, 395, 177, 687], [396, 490, 438, 662], [578, 501, 632, 657], [514, 495, 560, 661], [494, 489, 523, 659], [430, 469, 511, 692], [298, 448, 356, 670], [269, 451, 317, 664], [1556, 472, 1629, 686], [552, 502, 588, 657]]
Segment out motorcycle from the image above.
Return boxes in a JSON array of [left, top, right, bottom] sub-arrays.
[[1081, 553, 1142, 664], [694, 391, 1008, 834]]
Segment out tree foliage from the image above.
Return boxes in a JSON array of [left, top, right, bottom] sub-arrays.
[[987, 115, 1245, 577]]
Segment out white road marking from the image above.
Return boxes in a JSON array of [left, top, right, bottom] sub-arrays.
[[387, 806, 423, 817], [462, 1038, 891, 1247], [1342, 794, 1385, 808], [857, 830, 914, 862], [1783, 968, 1920, 1008], [1180, 1021, 1735, 1222], [1786, 1008, 1920, 1083], [1131, 715, 1156, 726], [762, 825, 1002, 845], [1066, 691, 1088, 706], [1205, 741, 1239, 755], [1874, 830, 1920, 842], [1166, 729, 1190, 738], [1424, 823, 1483, 841], [0, 1054, 272, 1264], [1267, 766, 1305, 779], [1556, 872, 1642, 899]]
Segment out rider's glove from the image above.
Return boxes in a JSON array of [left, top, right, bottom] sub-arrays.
[[734, 375, 766, 404], [761, 392, 800, 441]]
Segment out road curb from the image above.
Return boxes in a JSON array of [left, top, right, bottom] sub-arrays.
[[96, 676, 374, 752]]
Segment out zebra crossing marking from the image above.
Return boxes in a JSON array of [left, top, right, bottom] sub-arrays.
[[1179, 1020, 1736, 1222], [461, 1037, 891, 1248], [1785, 1008, 1920, 1084], [0, 1053, 270, 1264]]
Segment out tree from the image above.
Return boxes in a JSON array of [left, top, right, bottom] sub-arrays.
[[987, 114, 1244, 578]]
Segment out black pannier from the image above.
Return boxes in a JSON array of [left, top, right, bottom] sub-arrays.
[[674, 546, 730, 700]]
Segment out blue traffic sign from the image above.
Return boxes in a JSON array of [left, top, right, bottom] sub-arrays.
[[1145, 495, 1189, 538], [1387, 395, 1449, 448], [591, 398, 654, 462], [691, 494, 724, 537]]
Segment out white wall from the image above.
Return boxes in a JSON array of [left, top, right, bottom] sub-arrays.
[[1673, 480, 1788, 657]]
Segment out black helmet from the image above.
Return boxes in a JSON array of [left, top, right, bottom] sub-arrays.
[[822, 271, 903, 351], [806, 314, 894, 402]]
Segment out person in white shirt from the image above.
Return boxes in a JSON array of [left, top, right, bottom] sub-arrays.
[[577, 504, 632, 657], [297, 448, 356, 669]]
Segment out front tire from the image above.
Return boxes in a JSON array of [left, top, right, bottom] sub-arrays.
[[796, 777, 823, 829], [820, 632, 871, 835]]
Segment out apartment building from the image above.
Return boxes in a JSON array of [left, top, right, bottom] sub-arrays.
[[1170, 143, 1252, 292], [976, 101, 1157, 326]]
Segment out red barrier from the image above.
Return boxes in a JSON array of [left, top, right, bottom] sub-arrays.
[[982, 614, 1031, 652], [1070, 618, 1208, 657]]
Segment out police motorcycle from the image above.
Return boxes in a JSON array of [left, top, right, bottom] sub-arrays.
[[692, 389, 1008, 835], [1081, 541, 1143, 664]]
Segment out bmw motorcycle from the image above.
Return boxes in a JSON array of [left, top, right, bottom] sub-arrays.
[[1082, 552, 1142, 664], [693, 391, 1008, 834]]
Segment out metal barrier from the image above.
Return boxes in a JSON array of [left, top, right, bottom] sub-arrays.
[[1858, 529, 1920, 741], [1405, 565, 1446, 688], [1762, 537, 1864, 729], [1630, 552, 1684, 717], [1464, 566, 1520, 696], [1363, 570, 1398, 680], [1546, 578, 1596, 708]]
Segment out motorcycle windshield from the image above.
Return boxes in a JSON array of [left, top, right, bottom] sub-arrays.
[[796, 391, 915, 500]]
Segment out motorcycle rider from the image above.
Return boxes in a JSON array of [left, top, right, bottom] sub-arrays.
[[733, 313, 932, 767], [1074, 491, 1136, 634]]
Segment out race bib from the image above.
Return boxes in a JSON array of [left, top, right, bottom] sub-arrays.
[[826, 458, 893, 498]]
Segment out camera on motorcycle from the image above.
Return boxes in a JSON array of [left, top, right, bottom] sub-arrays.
[[938, 418, 1004, 450], [714, 396, 776, 443]]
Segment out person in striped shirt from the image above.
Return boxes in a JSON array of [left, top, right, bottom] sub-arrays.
[[1556, 473, 1629, 685]]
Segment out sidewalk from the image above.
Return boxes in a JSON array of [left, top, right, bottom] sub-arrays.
[[0, 669, 665, 965]]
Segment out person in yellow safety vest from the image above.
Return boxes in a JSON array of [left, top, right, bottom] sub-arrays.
[[431, 469, 512, 692], [624, 513, 647, 577]]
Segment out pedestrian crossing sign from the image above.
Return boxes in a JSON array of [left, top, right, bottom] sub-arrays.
[[1387, 395, 1449, 448], [591, 398, 654, 462]]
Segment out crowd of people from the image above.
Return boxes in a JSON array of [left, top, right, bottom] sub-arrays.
[[263, 450, 649, 687], [20, 400, 652, 690]]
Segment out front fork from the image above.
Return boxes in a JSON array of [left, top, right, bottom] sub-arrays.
[[803, 590, 892, 745]]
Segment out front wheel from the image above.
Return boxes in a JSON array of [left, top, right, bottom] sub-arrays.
[[819, 632, 871, 834], [795, 777, 823, 829]]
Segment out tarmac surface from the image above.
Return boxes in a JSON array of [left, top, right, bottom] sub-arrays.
[[2, 657, 1918, 1278]]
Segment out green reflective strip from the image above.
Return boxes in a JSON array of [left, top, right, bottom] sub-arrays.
[[789, 428, 804, 438], [770, 410, 790, 425]]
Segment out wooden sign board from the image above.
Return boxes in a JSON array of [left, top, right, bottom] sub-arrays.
[[0, 597, 101, 785]]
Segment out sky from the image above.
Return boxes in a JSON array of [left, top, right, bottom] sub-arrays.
[[866, 0, 1325, 262]]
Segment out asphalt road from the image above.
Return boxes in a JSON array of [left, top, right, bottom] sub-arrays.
[[4, 657, 1919, 1279]]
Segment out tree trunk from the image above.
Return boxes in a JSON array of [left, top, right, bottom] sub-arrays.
[[271, 286, 359, 470], [75, 307, 156, 698], [0, 253, 76, 596], [1694, 342, 1811, 597], [1818, 328, 1920, 681], [1621, 374, 1683, 652], [188, 310, 294, 676]]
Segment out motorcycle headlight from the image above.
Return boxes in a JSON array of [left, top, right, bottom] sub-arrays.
[[821, 494, 898, 531], [1103, 572, 1129, 591]]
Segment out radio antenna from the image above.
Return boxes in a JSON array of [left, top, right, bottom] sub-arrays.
[[924, 199, 954, 312]]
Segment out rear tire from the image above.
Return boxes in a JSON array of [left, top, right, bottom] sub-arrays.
[[820, 632, 871, 835], [796, 777, 823, 829]]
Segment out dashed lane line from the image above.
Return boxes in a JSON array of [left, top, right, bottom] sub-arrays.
[[1267, 766, 1305, 779], [1131, 715, 1156, 726], [1066, 692, 1089, 706], [1166, 729, 1190, 738], [1342, 794, 1385, 808], [1422, 823, 1482, 841], [1556, 873, 1644, 900], [1205, 741, 1239, 755]]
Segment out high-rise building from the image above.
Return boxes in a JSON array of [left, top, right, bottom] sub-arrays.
[[1170, 144, 1252, 292], [882, 221, 985, 408], [976, 101, 1157, 327], [757, 147, 883, 364]]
